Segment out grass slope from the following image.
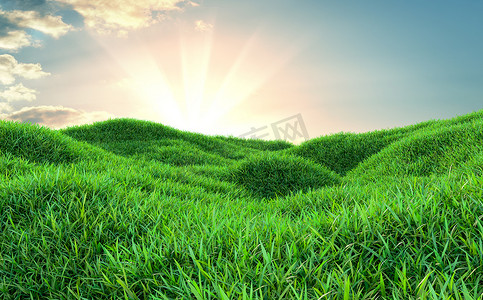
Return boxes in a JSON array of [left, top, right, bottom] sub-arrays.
[[0, 120, 104, 165], [347, 119, 483, 180], [61, 118, 292, 166], [288, 110, 483, 175], [231, 152, 340, 199], [1, 110, 482, 299]]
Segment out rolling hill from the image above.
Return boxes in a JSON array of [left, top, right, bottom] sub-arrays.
[[0, 110, 482, 299]]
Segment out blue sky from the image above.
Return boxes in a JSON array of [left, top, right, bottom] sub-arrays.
[[1, 0, 482, 143]]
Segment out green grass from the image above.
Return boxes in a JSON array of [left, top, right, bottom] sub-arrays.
[[230, 152, 340, 199], [287, 110, 483, 176], [1, 110, 482, 299]]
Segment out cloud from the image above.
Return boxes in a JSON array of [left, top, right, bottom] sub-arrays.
[[195, 20, 213, 32], [1, 105, 115, 129], [0, 83, 37, 102], [55, 0, 196, 35], [0, 54, 50, 85], [0, 9, 72, 39], [0, 102, 13, 113], [0, 29, 32, 50], [0, 5, 72, 51]]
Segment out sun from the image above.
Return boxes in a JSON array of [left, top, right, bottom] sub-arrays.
[[92, 23, 310, 136]]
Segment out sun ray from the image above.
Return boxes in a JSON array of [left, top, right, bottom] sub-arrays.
[[88, 23, 312, 136], [209, 30, 261, 109], [91, 34, 184, 127], [205, 32, 313, 124], [179, 22, 214, 131]]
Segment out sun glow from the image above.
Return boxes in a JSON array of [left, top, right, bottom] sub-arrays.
[[179, 25, 214, 132], [92, 23, 311, 135]]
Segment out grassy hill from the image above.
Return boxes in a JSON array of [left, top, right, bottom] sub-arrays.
[[60, 118, 293, 166], [1, 110, 482, 299], [286, 110, 483, 176]]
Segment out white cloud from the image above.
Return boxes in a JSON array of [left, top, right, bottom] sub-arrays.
[[0, 54, 50, 85], [55, 0, 195, 35], [195, 20, 213, 32], [1, 105, 115, 129], [0, 9, 72, 39], [0, 83, 37, 102], [0, 30, 32, 51], [0, 102, 13, 113]]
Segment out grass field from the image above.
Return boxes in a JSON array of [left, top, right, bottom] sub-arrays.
[[1, 110, 482, 299]]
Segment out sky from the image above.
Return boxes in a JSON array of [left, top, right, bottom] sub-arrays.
[[0, 0, 482, 143]]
